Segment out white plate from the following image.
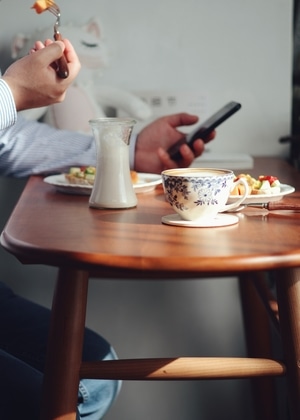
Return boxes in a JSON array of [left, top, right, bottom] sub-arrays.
[[227, 184, 295, 205], [161, 213, 239, 228], [43, 173, 162, 195]]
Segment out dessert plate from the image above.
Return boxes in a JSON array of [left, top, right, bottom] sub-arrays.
[[227, 184, 295, 205], [161, 213, 239, 228], [44, 173, 162, 195]]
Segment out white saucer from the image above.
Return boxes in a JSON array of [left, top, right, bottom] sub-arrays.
[[161, 213, 240, 228]]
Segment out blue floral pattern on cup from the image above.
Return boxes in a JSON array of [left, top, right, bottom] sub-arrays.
[[163, 173, 231, 211]]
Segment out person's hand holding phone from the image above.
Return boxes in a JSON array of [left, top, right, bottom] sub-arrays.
[[167, 101, 241, 162], [134, 112, 210, 174]]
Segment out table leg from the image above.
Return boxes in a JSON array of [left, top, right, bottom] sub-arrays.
[[40, 268, 89, 420], [239, 272, 279, 420], [275, 268, 300, 420]]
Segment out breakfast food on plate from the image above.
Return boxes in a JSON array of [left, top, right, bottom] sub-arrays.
[[252, 175, 281, 195], [231, 173, 257, 195], [129, 169, 139, 184], [231, 173, 281, 195], [64, 167, 139, 186], [65, 166, 96, 186], [31, 0, 52, 13]]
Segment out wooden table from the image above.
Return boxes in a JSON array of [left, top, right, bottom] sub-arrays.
[[1, 157, 300, 420]]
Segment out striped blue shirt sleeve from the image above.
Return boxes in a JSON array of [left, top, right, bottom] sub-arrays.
[[0, 113, 137, 178], [0, 74, 136, 177], [0, 78, 17, 129]]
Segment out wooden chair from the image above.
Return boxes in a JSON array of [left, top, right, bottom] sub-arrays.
[[239, 272, 283, 420]]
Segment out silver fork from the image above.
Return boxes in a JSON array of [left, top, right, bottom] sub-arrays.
[[47, 3, 69, 78]]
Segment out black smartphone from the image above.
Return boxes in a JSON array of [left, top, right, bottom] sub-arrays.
[[167, 101, 242, 161]]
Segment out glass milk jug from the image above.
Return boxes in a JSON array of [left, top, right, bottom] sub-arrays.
[[88, 118, 137, 209]]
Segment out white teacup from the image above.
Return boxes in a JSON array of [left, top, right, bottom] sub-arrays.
[[161, 168, 248, 221]]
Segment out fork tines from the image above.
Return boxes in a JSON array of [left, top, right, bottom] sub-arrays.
[[48, 5, 60, 18]]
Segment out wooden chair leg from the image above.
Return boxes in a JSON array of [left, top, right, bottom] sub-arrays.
[[40, 268, 89, 420], [275, 268, 300, 420], [239, 272, 279, 420]]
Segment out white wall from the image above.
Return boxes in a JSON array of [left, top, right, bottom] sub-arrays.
[[0, 0, 293, 156]]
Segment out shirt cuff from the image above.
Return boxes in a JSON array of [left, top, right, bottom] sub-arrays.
[[0, 78, 18, 129], [129, 133, 137, 170]]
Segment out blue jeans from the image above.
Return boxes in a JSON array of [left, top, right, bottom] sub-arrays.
[[0, 282, 121, 419]]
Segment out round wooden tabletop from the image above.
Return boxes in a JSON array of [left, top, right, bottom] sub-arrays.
[[2, 157, 300, 278]]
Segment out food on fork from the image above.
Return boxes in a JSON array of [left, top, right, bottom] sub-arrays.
[[231, 173, 281, 195], [31, 0, 69, 78], [64, 167, 139, 186], [31, 0, 53, 13]]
